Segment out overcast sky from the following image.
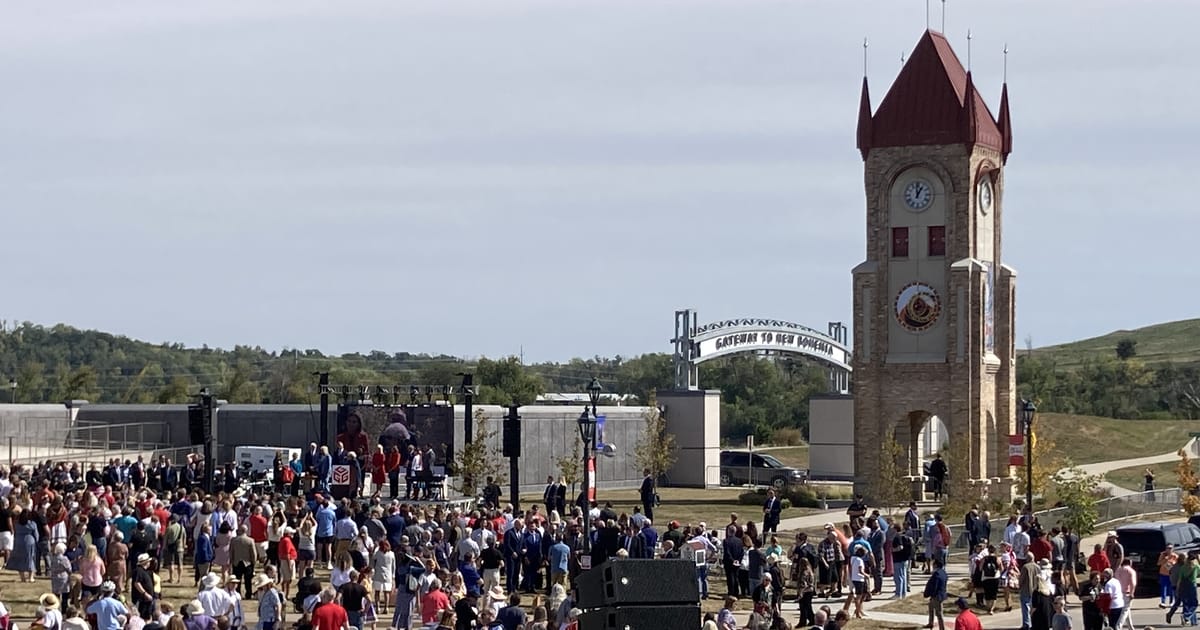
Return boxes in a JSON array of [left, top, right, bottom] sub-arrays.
[[2, 0, 1196, 362]]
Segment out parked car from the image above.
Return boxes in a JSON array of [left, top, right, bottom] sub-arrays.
[[718, 450, 807, 489], [1115, 521, 1200, 595]]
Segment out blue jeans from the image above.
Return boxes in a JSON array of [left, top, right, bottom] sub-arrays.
[[1020, 594, 1032, 628], [1162, 574, 1176, 604], [392, 593, 414, 630], [697, 565, 710, 598], [893, 560, 908, 597]]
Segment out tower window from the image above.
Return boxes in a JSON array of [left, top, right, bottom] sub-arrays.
[[928, 225, 946, 257], [891, 227, 909, 258]]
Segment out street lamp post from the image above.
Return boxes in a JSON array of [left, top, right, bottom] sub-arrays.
[[8, 379, 16, 404], [577, 408, 597, 556], [1020, 399, 1037, 512]]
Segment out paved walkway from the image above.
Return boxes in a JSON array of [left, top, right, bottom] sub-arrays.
[[1073, 438, 1195, 496]]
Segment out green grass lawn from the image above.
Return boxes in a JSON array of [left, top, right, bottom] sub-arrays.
[[1104, 464, 1165, 492], [1035, 318, 1200, 368], [1038, 413, 1200, 464], [762, 445, 810, 468]]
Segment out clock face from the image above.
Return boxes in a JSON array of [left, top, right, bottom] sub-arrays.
[[895, 282, 942, 332], [978, 178, 994, 215], [903, 179, 933, 211]]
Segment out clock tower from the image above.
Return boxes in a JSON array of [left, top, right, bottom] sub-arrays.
[[851, 30, 1017, 499]]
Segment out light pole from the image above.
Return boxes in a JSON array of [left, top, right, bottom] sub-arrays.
[[8, 379, 16, 404], [1020, 399, 1037, 512], [577, 408, 597, 555]]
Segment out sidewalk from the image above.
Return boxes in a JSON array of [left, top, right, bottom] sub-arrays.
[[1073, 439, 1194, 496]]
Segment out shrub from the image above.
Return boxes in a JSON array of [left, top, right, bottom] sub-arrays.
[[737, 490, 790, 510], [771, 428, 805, 446]]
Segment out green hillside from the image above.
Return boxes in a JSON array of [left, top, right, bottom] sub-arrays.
[[1035, 318, 1200, 368]]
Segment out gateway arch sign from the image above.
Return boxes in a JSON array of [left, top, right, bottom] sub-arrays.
[[671, 309, 851, 393]]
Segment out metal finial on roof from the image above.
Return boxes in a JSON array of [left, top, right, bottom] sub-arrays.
[[863, 37, 869, 76], [967, 29, 973, 71], [926, 0, 931, 30], [1003, 43, 1009, 82], [901, 51, 906, 67], [941, 0, 947, 33]]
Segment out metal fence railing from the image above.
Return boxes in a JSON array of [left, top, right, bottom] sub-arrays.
[[953, 489, 1185, 551]]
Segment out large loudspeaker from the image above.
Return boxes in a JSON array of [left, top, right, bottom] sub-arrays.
[[502, 417, 521, 458], [578, 604, 699, 630], [187, 405, 209, 445], [576, 558, 698, 608]]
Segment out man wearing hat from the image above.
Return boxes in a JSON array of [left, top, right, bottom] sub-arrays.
[[85, 582, 128, 630], [198, 573, 233, 618], [254, 574, 282, 630], [954, 597, 983, 630], [182, 600, 217, 630], [131, 553, 156, 620]]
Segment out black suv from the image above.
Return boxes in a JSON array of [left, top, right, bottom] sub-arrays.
[[1115, 522, 1200, 595], [719, 450, 807, 489]]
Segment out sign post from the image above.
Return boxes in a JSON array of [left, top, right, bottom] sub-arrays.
[[747, 435, 754, 487]]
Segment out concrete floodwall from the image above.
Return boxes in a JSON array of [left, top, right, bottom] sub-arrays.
[[74, 403, 654, 492]]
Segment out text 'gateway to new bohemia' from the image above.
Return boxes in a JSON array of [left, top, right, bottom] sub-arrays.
[[711, 331, 837, 356]]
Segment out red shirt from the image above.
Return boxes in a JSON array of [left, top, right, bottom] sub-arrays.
[[1029, 538, 1053, 562], [1089, 552, 1111, 573], [249, 515, 269, 543], [956, 610, 983, 630], [278, 535, 298, 560], [420, 590, 450, 624], [312, 603, 348, 630], [154, 507, 171, 532]]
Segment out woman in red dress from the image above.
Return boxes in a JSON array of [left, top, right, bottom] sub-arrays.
[[370, 445, 388, 498]]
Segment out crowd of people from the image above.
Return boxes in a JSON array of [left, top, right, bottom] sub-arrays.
[[0, 448, 1164, 630]]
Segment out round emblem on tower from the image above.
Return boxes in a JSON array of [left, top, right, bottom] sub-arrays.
[[894, 282, 941, 332]]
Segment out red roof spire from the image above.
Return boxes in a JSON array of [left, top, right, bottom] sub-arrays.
[[856, 77, 872, 160], [962, 71, 979, 147], [865, 30, 1003, 152], [997, 82, 1013, 162]]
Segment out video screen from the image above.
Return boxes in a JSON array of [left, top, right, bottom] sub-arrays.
[[336, 403, 455, 469]]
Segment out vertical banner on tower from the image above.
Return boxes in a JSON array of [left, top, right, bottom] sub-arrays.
[[983, 262, 996, 354], [1008, 434, 1025, 466]]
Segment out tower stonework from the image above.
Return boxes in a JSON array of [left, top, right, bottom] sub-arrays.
[[852, 30, 1017, 501]]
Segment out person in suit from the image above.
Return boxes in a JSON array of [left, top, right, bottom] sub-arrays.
[[553, 477, 567, 516], [315, 445, 332, 492], [502, 520, 525, 594], [639, 469, 656, 521], [762, 489, 783, 535], [542, 477, 557, 514], [304, 442, 320, 473]]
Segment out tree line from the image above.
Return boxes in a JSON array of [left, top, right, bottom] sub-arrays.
[[3, 323, 1192, 447]]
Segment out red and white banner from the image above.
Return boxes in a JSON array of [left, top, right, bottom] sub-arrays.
[[1008, 435, 1025, 466], [331, 464, 351, 485], [586, 456, 596, 502]]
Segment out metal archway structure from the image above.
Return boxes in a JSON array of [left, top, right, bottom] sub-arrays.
[[670, 309, 851, 393]]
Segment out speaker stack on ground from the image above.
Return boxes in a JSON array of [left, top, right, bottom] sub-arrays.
[[575, 558, 700, 630]]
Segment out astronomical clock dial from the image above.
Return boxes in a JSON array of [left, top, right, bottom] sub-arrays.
[[977, 178, 994, 215], [903, 179, 933, 211], [894, 282, 941, 332]]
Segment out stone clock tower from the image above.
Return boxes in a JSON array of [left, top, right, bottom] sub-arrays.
[[851, 30, 1017, 500]]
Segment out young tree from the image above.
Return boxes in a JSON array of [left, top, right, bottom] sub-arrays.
[[1016, 429, 1062, 509], [452, 409, 506, 497], [1116, 339, 1138, 360], [1052, 464, 1103, 536], [555, 436, 583, 497], [1176, 449, 1200, 515], [633, 393, 678, 484], [871, 428, 909, 514]]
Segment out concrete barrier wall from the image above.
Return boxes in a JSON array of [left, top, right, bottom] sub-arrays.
[[73, 403, 654, 492]]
